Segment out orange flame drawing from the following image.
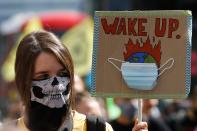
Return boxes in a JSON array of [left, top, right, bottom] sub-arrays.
[[123, 37, 162, 66]]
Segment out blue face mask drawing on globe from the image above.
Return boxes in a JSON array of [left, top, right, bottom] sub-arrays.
[[107, 58, 174, 90]]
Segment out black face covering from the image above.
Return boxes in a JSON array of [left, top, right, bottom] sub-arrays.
[[27, 101, 69, 131]]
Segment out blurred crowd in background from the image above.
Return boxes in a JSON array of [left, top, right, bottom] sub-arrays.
[[0, 0, 197, 131]]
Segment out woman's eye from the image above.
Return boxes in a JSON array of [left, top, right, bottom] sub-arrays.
[[58, 71, 69, 77], [33, 74, 50, 81]]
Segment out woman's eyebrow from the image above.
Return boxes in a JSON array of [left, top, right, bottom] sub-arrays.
[[35, 71, 49, 75], [59, 68, 68, 72]]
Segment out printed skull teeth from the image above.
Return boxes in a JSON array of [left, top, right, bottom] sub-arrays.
[[50, 94, 62, 100]]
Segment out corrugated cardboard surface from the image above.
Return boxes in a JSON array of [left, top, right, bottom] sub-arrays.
[[92, 11, 192, 98]]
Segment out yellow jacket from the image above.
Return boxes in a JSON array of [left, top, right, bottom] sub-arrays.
[[17, 111, 113, 131]]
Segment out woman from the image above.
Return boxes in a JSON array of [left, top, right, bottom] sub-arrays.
[[14, 30, 148, 131]]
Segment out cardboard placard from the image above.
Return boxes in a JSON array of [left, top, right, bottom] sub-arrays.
[[91, 10, 192, 98]]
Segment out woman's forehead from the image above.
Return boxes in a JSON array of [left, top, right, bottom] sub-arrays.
[[34, 52, 64, 74]]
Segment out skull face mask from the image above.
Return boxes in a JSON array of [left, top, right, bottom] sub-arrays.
[[31, 76, 70, 108]]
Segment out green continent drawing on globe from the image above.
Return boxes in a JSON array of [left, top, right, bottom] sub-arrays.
[[127, 52, 156, 63]]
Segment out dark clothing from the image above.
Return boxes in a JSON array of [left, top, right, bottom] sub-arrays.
[[177, 115, 197, 131], [109, 119, 134, 131], [148, 117, 171, 131]]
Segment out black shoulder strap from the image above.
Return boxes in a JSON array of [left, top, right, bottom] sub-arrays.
[[96, 116, 106, 131], [86, 115, 106, 131]]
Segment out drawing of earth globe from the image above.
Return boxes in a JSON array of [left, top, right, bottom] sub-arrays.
[[127, 52, 156, 63]]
